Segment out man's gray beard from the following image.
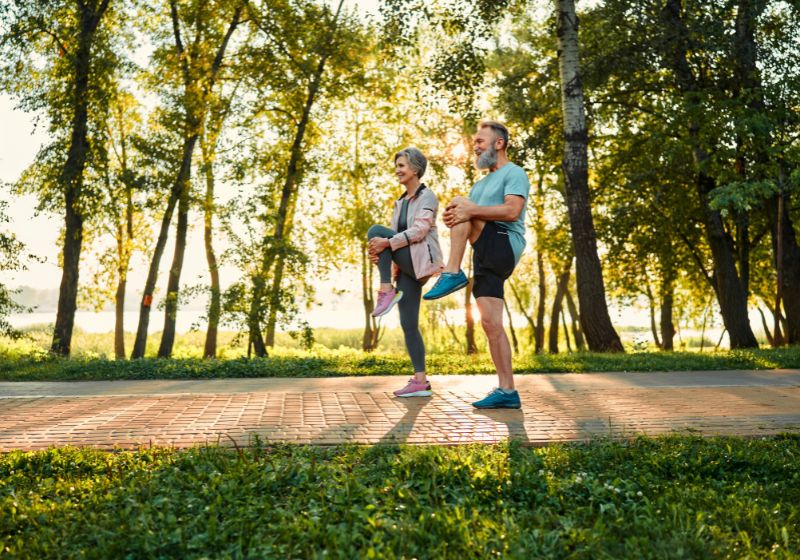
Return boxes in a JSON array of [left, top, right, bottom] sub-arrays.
[[476, 145, 497, 170]]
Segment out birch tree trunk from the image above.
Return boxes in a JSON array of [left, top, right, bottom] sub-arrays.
[[554, 0, 623, 352]]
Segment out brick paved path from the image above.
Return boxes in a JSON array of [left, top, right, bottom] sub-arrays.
[[1, 370, 799, 450]]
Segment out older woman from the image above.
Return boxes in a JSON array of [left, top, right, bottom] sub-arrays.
[[367, 147, 444, 397]]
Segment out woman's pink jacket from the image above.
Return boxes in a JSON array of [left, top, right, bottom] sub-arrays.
[[388, 184, 445, 280]]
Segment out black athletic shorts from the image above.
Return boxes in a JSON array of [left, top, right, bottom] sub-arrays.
[[471, 221, 516, 299]]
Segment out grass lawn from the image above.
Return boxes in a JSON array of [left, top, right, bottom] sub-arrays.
[[2, 345, 800, 381], [1, 435, 798, 558]]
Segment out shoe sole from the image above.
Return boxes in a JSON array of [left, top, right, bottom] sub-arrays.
[[472, 402, 521, 409], [423, 279, 468, 300], [372, 291, 404, 317], [395, 390, 433, 398]]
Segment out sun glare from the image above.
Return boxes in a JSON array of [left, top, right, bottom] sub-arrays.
[[451, 142, 467, 160]]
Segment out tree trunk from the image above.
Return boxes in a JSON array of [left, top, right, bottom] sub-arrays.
[[757, 307, 775, 347], [766, 189, 800, 344], [562, 306, 572, 353], [504, 298, 519, 354], [660, 285, 675, 352], [548, 265, 570, 354], [113, 188, 128, 359], [535, 249, 546, 353], [465, 273, 478, 354], [361, 241, 376, 351], [113, 273, 126, 358], [565, 289, 585, 350], [508, 280, 536, 344], [50, 0, 111, 356], [113, 106, 134, 361], [265, 256, 286, 347], [646, 284, 661, 349], [554, 0, 623, 353], [131, 136, 196, 358], [158, 179, 190, 357], [248, 0, 344, 356], [533, 172, 547, 353], [662, 0, 757, 349], [202, 140, 221, 359]]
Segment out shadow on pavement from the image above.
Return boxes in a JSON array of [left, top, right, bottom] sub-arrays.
[[379, 396, 432, 445]]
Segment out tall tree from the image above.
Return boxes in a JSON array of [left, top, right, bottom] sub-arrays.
[[79, 89, 148, 358], [315, 69, 418, 351], [554, 0, 623, 352], [244, 0, 367, 355], [727, 0, 800, 344], [198, 83, 240, 359], [1, 0, 118, 356], [131, 0, 244, 358], [660, 0, 758, 348]]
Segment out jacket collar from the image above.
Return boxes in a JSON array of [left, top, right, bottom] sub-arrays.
[[397, 183, 427, 201]]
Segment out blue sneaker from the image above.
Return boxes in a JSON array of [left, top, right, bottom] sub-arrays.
[[472, 388, 521, 409], [423, 270, 468, 300]]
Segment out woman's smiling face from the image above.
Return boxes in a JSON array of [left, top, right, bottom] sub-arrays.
[[395, 155, 415, 185]]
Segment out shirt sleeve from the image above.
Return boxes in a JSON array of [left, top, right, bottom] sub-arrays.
[[504, 166, 530, 200]]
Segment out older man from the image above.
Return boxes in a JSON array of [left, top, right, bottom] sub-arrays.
[[423, 120, 530, 409]]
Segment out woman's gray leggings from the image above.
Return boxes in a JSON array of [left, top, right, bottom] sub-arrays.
[[367, 224, 426, 373]]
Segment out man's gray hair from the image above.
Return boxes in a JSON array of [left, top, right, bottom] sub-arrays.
[[479, 120, 510, 150], [394, 146, 428, 179]]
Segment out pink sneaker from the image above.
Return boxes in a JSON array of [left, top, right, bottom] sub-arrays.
[[393, 378, 432, 398], [371, 288, 403, 317]]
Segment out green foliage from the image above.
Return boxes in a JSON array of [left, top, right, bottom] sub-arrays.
[[1, 0, 131, 214], [0, 436, 798, 558], [0, 200, 34, 339]]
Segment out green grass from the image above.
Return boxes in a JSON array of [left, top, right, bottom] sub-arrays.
[[1, 435, 798, 558], [2, 344, 800, 381]]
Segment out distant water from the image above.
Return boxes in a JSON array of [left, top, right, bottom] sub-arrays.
[[8, 311, 210, 334], [7, 307, 380, 333]]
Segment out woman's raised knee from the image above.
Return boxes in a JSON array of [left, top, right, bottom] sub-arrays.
[[368, 224, 390, 239]]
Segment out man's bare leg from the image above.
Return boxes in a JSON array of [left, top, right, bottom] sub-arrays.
[[444, 219, 485, 273], [476, 296, 514, 390]]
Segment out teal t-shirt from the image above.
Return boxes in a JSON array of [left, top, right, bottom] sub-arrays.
[[468, 162, 530, 263]]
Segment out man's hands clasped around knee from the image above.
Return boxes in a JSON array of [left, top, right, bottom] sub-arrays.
[[442, 196, 477, 228]]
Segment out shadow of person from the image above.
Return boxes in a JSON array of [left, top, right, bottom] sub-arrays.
[[378, 396, 432, 445], [471, 408, 530, 445]]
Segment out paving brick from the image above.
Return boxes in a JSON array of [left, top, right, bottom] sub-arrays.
[[1, 373, 799, 450]]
